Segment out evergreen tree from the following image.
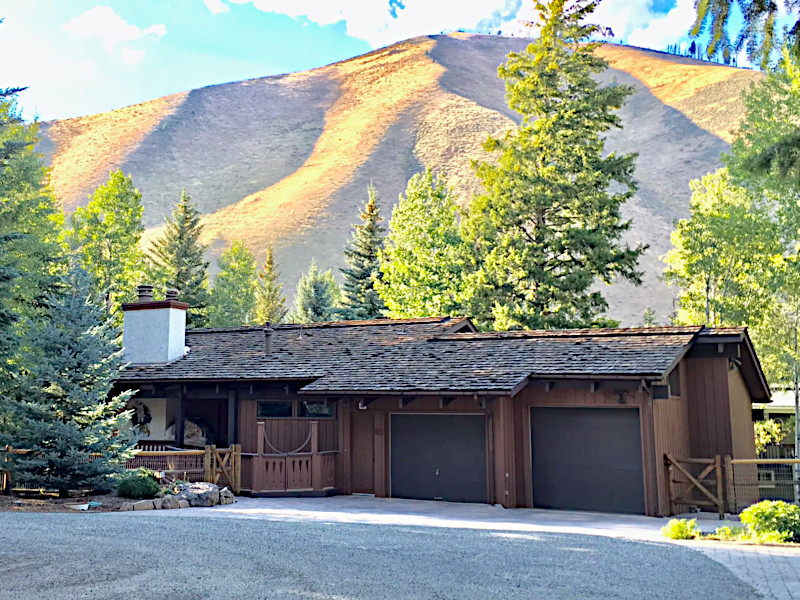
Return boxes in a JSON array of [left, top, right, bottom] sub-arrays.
[[207, 240, 257, 327], [339, 185, 386, 320], [464, 0, 645, 331], [642, 307, 657, 328], [690, 0, 798, 68], [0, 267, 137, 496], [0, 91, 62, 348], [68, 170, 145, 318], [376, 168, 468, 318], [289, 260, 340, 323], [149, 190, 210, 326], [254, 245, 288, 324]]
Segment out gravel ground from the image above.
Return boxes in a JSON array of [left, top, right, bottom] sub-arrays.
[[0, 512, 759, 600]]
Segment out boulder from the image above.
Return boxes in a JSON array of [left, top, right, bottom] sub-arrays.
[[219, 487, 235, 505], [152, 497, 163, 510], [178, 500, 190, 509], [174, 482, 220, 507], [161, 495, 180, 510], [120, 502, 134, 511], [133, 500, 154, 511]]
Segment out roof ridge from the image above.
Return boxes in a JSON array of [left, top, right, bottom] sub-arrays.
[[431, 325, 703, 340], [186, 316, 463, 334]]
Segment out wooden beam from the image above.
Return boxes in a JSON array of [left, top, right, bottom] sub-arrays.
[[439, 396, 455, 409], [399, 397, 416, 409], [544, 381, 554, 392], [358, 397, 377, 410], [589, 381, 600, 393]]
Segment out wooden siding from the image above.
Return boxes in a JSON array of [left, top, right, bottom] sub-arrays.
[[684, 357, 733, 458], [729, 367, 757, 459], [237, 398, 337, 454]]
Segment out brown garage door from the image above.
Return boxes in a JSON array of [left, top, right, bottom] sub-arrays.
[[390, 414, 487, 503], [531, 407, 645, 514]]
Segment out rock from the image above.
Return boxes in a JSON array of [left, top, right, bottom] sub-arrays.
[[152, 497, 163, 510], [174, 482, 220, 507], [219, 487, 235, 505], [178, 500, 190, 509], [161, 495, 180, 510], [133, 500, 154, 511], [120, 502, 134, 511]]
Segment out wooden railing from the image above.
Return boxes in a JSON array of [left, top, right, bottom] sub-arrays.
[[2, 444, 241, 495], [243, 420, 337, 494]]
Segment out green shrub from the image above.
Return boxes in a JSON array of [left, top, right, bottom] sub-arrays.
[[661, 518, 702, 540], [707, 525, 746, 541], [117, 469, 161, 499], [740, 500, 800, 543]]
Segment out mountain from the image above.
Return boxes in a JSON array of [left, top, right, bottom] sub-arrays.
[[38, 33, 762, 325]]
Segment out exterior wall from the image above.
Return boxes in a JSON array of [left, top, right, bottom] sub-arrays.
[[513, 385, 659, 516], [729, 367, 757, 459], [238, 398, 337, 454], [684, 357, 733, 458], [652, 362, 692, 515]]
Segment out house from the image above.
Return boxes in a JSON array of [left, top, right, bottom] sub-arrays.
[[116, 286, 770, 516]]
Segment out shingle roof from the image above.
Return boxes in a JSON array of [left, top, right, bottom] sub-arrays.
[[118, 317, 701, 394]]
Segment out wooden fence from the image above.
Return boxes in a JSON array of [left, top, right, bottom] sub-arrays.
[[665, 454, 800, 516], [2, 444, 241, 495]]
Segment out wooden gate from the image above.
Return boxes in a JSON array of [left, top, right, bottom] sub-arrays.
[[664, 454, 725, 519], [204, 444, 241, 494]]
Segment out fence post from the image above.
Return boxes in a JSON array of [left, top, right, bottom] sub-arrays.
[[203, 445, 212, 482], [311, 421, 322, 491], [257, 421, 265, 456], [664, 455, 674, 515], [234, 444, 241, 495], [715, 455, 724, 519], [724, 455, 735, 514]]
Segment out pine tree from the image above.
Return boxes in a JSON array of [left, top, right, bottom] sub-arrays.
[[68, 170, 145, 318], [254, 245, 287, 324], [642, 307, 657, 328], [0, 267, 137, 496], [149, 190, 210, 327], [376, 168, 468, 318], [464, 0, 646, 330], [207, 240, 257, 327], [339, 185, 385, 320], [289, 260, 340, 323]]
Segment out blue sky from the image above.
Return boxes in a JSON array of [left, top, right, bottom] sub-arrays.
[[2, 0, 709, 121]]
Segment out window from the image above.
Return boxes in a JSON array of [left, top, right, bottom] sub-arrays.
[[668, 367, 681, 397], [299, 400, 336, 419], [257, 401, 292, 418], [652, 385, 669, 399]]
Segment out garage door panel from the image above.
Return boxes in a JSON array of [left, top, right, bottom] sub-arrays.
[[531, 407, 645, 514], [391, 414, 487, 503]]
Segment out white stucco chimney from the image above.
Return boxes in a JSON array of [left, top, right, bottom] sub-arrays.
[[122, 285, 189, 365]]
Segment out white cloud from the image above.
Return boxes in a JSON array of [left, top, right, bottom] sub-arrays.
[[204, 0, 230, 15], [227, 0, 527, 47], [63, 6, 166, 62], [627, 0, 696, 49]]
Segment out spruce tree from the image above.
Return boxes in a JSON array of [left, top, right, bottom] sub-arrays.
[[255, 245, 288, 324], [339, 185, 385, 320], [289, 260, 340, 323], [0, 268, 137, 496], [149, 190, 211, 327], [464, 0, 645, 330], [376, 168, 468, 318], [208, 240, 257, 327], [68, 170, 145, 318]]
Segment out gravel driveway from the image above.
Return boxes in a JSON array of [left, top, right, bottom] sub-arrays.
[[0, 512, 758, 600]]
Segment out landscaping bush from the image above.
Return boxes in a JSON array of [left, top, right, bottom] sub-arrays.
[[740, 500, 800, 543], [661, 518, 702, 540], [707, 525, 745, 541], [117, 469, 160, 500]]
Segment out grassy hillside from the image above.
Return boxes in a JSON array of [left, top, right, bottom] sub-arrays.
[[39, 34, 762, 326]]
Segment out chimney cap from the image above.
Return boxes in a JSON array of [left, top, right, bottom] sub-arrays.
[[137, 284, 154, 302], [165, 288, 180, 301]]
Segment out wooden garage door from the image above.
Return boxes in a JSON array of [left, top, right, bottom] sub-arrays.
[[390, 414, 487, 503], [531, 407, 645, 514]]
